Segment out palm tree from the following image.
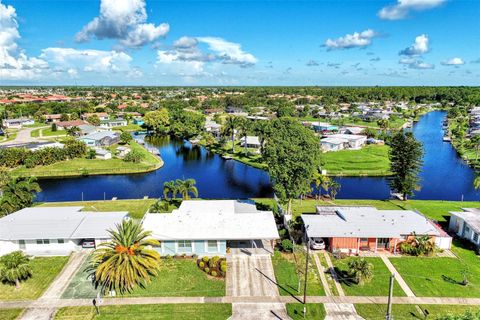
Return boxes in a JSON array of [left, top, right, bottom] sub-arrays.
[[176, 178, 198, 200], [66, 126, 81, 137], [87, 219, 161, 295], [149, 199, 169, 212], [0, 251, 33, 289], [237, 118, 250, 155], [329, 180, 341, 200], [348, 258, 373, 285], [253, 120, 271, 154], [162, 180, 177, 200], [474, 175, 480, 191], [0, 177, 41, 216], [312, 174, 331, 199], [222, 116, 239, 154], [411, 233, 435, 256]]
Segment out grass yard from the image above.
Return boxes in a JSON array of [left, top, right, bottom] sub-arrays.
[[355, 304, 480, 320], [271, 251, 325, 296], [54, 304, 232, 320], [42, 128, 67, 136], [322, 145, 391, 177], [112, 124, 143, 132], [0, 309, 24, 320], [389, 241, 480, 297], [30, 128, 40, 137], [286, 303, 326, 320], [40, 199, 158, 219], [331, 257, 406, 296], [11, 141, 163, 178], [0, 256, 68, 300], [62, 258, 225, 298]]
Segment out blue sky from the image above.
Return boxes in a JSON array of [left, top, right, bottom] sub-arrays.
[[1, 0, 479, 85]]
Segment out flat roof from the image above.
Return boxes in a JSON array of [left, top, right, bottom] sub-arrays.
[[0, 207, 127, 240], [302, 206, 441, 239], [142, 200, 279, 241], [450, 208, 480, 234]]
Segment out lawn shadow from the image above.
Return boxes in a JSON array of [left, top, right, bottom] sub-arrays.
[[332, 267, 357, 287]]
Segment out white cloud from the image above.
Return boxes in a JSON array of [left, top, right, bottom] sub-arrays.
[[75, 0, 169, 48], [441, 57, 465, 66], [399, 58, 434, 69], [0, 0, 49, 80], [399, 34, 429, 56], [378, 0, 445, 20], [324, 29, 378, 50], [197, 37, 257, 66]]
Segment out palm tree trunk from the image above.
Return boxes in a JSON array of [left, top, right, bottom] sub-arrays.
[[15, 278, 20, 289]]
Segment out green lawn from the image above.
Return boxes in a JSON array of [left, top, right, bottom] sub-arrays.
[[0, 256, 69, 300], [40, 199, 158, 219], [355, 304, 480, 320], [54, 304, 232, 320], [286, 303, 326, 320], [62, 258, 225, 298], [11, 141, 163, 178], [331, 257, 406, 296], [322, 145, 391, 176], [112, 124, 143, 132], [271, 251, 324, 296], [0, 309, 24, 320], [30, 128, 40, 137], [389, 241, 480, 297], [204, 141, 266, 169], [42, 128, 67, 136]]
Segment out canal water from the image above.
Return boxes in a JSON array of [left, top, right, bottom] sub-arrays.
[[37, 111, 479, 202]]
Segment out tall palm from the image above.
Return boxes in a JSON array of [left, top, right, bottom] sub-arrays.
[[66, 126, 81, 137], [163, 180, 177, 200], [0, 251, 33, 289], [0, 177, 41, 216], [253, 120, 271, 154], [348, 258, 373, 285], [176, 178, 198, 200], [329, 180, 341, 200], [237, 118, 250, 155], [87, 219, 161, 295], [474, 175, 480, 191], [149, 199, 169, 213], [223, 116, 239, 154]]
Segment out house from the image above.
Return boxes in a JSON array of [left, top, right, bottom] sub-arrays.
[[141, 200, 279, 256], [78, 124, 104, 136], [343, 126, 364, 135], [2, 118, 35, 129], [0, 207, 127, 256], [116, 146, 131, 158], [56, 120, 87, 130], [204, 120, 222, 137], [100, 119, 128, 128], [321, 137, 348, 152], [81, 112, 110, 121], [302, 206, 451, 255], [449, 208, 480, 247], [95, 148, 112, 160], [43, 114, 62, 123], [328, 134, 367, 149], [303, 122, 338, 133], [240, 136, 262, 149], [77, 131, 120, 147]]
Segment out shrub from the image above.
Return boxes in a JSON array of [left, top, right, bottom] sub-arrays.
[[210, 271, 217, 277], [198, 261, 205, 268], [204, 267, 210, 274], [209, 256, 220, 268], [202, 256, 209, 262], [278, 229, 287, 239], [281, 239, 293, 252], [220, 264, 227, 273], [124, 149, 143, 163]]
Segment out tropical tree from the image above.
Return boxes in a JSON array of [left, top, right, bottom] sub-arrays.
[[253, 120, 271, 154], [222, 116, 239, 153], [66, 126, 81, 137], [87, 115, 101, 126], [237, 117, 250, 155], [0, 251, 33, 289], [329, 180, 341, 200], [162, 180, 177, 200], [377, 119, 390, 132], [0, 177, 41, 216], [176, 178, 198, 200], [87, 219, 161, 295], [149, 199, 169, 213], [388, 131, 424, 200], [474, 175, 480, 191], [120, 131, 133, 144], [348, 258, 373, 285], [144, 109, 170, 134]]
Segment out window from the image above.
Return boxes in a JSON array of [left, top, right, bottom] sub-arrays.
[[58, 239, 65, 244], [178, 240, 192, 252], [464, 225, 471, 234], [207, 240, 218, 252], [19, 240, 26, 250], [36, 239, 50, 245], [473, 233, 479, 243], [360, 238, 368, 242]]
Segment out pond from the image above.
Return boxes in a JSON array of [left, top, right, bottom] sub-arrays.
[[36, 110, 479, 202]]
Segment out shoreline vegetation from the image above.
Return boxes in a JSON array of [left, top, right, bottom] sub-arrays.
[[11, 141, 163, 179]]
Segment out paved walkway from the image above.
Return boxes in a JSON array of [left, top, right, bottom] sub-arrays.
[[19, 251, 89, 320], [227, 253, 290, 319], [312, 254, 332, 296], [323, 252, 345, 297], [380, 255, 416, 297], [324, 303, 365, 320]]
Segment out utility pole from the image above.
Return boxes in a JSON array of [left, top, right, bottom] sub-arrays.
[[303, 225, 310, 318], [386, 273, 395, 320]]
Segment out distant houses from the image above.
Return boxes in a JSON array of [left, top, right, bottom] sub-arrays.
[[2, 118, 35, 129], [100, 118, 128, 128], [80, 112, 109, 121], [321, 134, 367, 152], [77, 131, 120, 147], [240, 136, 262, 150]]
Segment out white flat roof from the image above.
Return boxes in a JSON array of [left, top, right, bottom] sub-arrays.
[[302, 206, 440, 239], [142, 200, 279, 241], [329, 134, 367, 141], [0, 207, 127, 240], [321, 137, 348, 145], [450, 208, 480, 234]]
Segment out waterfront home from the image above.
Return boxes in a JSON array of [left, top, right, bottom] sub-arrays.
[[56, 120, 87, 130], [81, 112, 110, 121], [43, 114, 62, 123], [449, 208, 480, 247], [142, 200, 279, 256], [77, 131, 120, 147], [204, 120, 222, 138], [240, 136, 262, 150], [116, 146, 131, 158], [302, 206, 451, 255], [342, 126, 364, 135], [2, 118, 35, 129], [328, 134, 367, 149], [78, 124, 104, 136], [100, 119, 128, 128], [95, 148, 112, 160], [0, 207, 127, 256], [321, 137, 348, 152]]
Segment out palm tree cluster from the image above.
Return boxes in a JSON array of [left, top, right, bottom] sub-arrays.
[[347, 258, 373, 285], [312, 174, 341, 200], [0, 176, 41, 217], [0, 251, 33, 289], [87, 219, 161, 295], [163, 178, 198, 200], [399, 233, 435, 256]]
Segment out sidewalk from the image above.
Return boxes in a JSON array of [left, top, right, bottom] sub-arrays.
[[380, 255, 416, 297]]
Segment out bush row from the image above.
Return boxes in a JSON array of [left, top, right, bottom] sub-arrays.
[[197, 256, 227, 278]]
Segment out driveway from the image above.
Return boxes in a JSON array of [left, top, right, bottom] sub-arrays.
[[0, 126, 48, 147], [227, 251, 290, 319]]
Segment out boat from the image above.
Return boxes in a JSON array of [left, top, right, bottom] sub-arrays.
[[443, 136, 451, 142], [222, 155, 233, 160]]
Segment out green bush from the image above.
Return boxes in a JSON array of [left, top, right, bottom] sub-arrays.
[[124, 150, 143, 163], [281, 239, 294, 252], [209, 256, 220, 268], [204, 267, 210, 274], [220, 264, 227, 272], [202, 256, 209, 262], [198, 261, 205, 268], [210, 271, 217, 277]]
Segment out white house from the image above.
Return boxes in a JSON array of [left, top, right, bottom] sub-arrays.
[[142, 200, 279, 256], [449, 208, 480, 247], [95, 148, 112, 160], [328, 134, 367, 150], [204, 120, 222, 137], [321, 137, 348, 152], [0, 207, 127, 256], [100, 119, 128, 128], [2, 118, 35, 129], [240, 136, 262, 149]]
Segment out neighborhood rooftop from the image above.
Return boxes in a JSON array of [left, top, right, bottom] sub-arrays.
[[142, 200, 279, 241], [450, 208, 480, 234], [301, 206, 441, 239]]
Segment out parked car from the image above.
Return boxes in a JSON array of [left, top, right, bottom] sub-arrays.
[[81, 240, 95, 248], [309, 237, 326, 250]]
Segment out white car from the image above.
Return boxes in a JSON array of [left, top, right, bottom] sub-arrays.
[[309, 237, 326, 250]]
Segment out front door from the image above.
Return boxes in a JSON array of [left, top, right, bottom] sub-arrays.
[[377, 238, 390, 249]]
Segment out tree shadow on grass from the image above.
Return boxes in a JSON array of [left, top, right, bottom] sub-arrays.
[[332, 267, 357, 287]]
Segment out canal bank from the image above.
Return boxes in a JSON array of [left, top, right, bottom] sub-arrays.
[[36, 111, 480, 202]]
